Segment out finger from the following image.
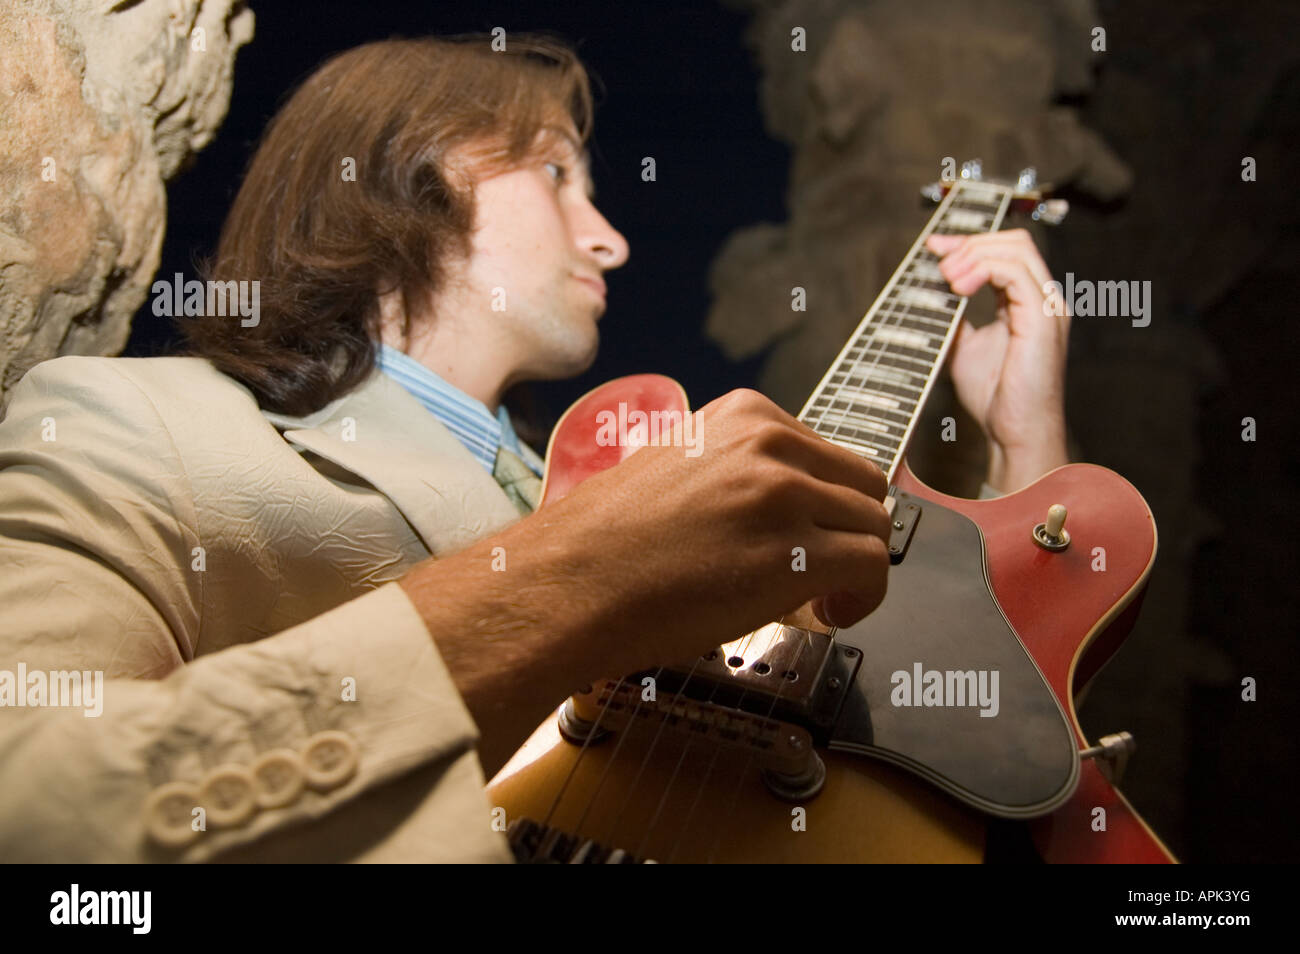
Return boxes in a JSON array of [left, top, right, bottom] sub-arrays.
[[817, 526, 891, 588], [805, 479, 893, 539], [931, 229, 1053, 291], [925, 233, 965, 254], [781, 426, 891, 501], [939, 258, 1047, 336], [809, 529, 890, 626]]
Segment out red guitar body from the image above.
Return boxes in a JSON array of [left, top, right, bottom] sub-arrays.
[[530, 373, 1174, 863]]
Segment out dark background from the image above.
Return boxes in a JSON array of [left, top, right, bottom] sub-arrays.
[[125, 0, 1300, 863]]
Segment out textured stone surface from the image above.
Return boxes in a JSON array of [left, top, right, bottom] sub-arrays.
[[706, 0, 1130, 442], [0, 0, 252, 398]]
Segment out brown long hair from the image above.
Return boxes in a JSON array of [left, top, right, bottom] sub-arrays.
[[180, 32, 595, 416]]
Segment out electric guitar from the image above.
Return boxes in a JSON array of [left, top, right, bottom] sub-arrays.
[[488, 164, 1175, 863]]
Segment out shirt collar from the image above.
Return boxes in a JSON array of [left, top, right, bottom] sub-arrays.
[[376, 343, 543, 477]]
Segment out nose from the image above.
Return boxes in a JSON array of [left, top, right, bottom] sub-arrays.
[[577, 203, 630, 273]]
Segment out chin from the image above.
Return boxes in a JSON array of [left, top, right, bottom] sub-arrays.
[[529, 331, 600, 381]]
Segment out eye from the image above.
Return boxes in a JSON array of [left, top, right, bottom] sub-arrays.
[[544, 161, 568, 185]]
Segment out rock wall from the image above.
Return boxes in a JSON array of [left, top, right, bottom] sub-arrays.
[[0, 0, 252, 398]]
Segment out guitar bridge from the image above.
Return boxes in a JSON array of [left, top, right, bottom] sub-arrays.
[[561, 678, 828, 800]]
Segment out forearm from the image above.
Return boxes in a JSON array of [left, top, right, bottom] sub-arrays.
[[397, 514, 613, 778]]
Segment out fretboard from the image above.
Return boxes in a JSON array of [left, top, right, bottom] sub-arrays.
[[796, 180, 1015, 483]]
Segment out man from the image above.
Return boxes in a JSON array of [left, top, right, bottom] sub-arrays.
[[0, 33, 1068, 861]]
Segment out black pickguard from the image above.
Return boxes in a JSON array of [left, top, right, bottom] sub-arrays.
[[830, 492, 1079, 818]]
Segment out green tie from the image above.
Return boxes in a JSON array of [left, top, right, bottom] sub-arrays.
[[492, 445, 542, 516]]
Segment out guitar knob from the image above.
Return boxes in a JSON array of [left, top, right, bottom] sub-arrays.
[[1032, 199, 1070, 226], [1033, 504, 1071, 551]]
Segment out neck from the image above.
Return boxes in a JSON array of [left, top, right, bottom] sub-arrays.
[[383, 327, 515, 414], [795, 178, 1014, 482]]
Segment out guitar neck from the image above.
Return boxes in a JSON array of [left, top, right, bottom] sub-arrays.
[[795, 179, 1015, 484]]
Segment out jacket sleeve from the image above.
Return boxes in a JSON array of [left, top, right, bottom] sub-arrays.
[[0, 359, 512, 862]]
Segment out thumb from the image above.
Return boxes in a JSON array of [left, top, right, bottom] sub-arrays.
[[812, 591, 874, 629]]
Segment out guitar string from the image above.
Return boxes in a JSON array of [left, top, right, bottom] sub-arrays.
[[567, 664, 666, 832], [657, 620, 817, 862], [679, 187, 1008, 861], [631, 617, 804, 859], [542, 414, 772, 844], [700, 623, 827, 863], [547, 181, 1007, 859], [539, 426, 781, 851], [596, 652, 717, 849], [696, 184, 1012, 862], [810, 182, 986, 479], [595, 611, 793, 854], [540, 674, 629, 827], [623, 184, 999, 861]]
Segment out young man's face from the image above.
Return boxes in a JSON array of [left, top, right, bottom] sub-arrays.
[[451, 121, 629, 387]]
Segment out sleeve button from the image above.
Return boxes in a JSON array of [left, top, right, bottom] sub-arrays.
[[199, 764, 258, 828], [251, 748, 306, 809], [300, 730, 359, 792], [143, 781, 202, 848]]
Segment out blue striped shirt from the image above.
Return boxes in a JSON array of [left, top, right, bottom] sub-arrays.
[[376, 344, 544, 478]]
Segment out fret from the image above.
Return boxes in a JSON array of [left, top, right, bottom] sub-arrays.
[[890, 286, 961, 313], [811, 394, 913, 425], [806, 398, 908, 428], [894, 275, 952, 295], [820, 434, 898, 460], [875, 311, 954, 332], [856, 341, 942, 367], [832, 350, 934, 374], [838, 363, 924, 392], [821, 438, 880, 459], [906, 259, 945, 282], [942, 209, 996, 231], [838, 345, 939, 371], [868, 325, 939, 353], [796, 173, 1013, 483], [820, 383, 916, 412], [868, 309, 952, 331], [806, 408, 896, 432], [951, 181, 1005, 203], [808, 421, 905, 451], [948, 197, 1005, 215], [828, 365, 929, 394], [889, 285, 961, 315], [809, 420, 901, 449]]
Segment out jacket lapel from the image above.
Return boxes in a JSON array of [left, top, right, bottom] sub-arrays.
[[262, 371, 525, 556]]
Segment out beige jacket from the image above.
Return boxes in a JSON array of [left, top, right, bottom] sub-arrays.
[[0, 355, 528, 862]]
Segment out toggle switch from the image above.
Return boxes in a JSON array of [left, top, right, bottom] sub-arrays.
[[1033, 503, 1070, 551]]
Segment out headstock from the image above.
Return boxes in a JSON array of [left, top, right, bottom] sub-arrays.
[[921, 160, 1069, 225]]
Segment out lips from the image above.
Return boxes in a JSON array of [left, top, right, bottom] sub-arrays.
[[574, 275, 606, 298]]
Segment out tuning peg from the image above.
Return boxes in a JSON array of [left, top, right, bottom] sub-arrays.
[[960, 159, 983, 181], [919, 182, 944, 203], [1032, 199, 1069, 226], [1017, 167, 1038, 192]]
